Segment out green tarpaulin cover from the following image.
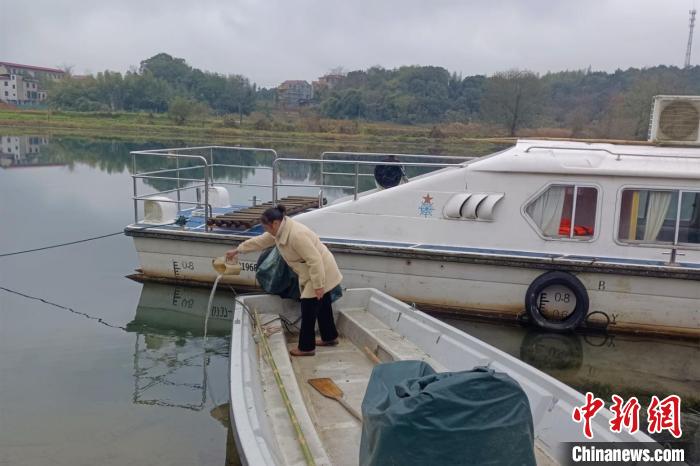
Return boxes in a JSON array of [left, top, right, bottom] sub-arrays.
[[360, 361, 536, 466]]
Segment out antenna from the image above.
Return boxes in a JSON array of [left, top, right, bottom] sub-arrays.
[[685, 9, 697, 68]]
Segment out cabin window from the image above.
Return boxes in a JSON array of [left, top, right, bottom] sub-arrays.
[[619, 189, 700, 245], [525, 185, 598, 239]]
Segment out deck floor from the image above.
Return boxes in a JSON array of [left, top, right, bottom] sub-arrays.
[[287, 334, 372, 466], [265, 310, 557, 466]]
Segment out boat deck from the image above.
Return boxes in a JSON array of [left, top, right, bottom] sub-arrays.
[[148, 196, 321, 234], [258, 306, 557, 465], [289, 334, 369, 466]]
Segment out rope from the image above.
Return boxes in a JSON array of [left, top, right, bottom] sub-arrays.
[[0, 231, 124, 257], [0, 285, 127, 331], [0, 221, 173, 258]]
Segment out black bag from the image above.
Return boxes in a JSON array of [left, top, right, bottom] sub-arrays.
[[255, 247, 300, 300]]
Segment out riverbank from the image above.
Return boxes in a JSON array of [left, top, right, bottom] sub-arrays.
[[0, 108, 516, 151]]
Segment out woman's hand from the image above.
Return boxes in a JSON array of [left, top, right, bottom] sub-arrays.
[[225, 248, 239, 262], [314, 288, 324, 300]]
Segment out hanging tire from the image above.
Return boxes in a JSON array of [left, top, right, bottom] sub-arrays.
[[525, 271, 589, 332]]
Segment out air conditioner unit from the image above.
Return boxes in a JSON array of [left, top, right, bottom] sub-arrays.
[[649, 95, 700, 144]]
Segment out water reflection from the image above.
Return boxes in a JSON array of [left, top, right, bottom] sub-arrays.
[[126, 282, 233, 410], [445, 318, 700, 407], [0, 135, 58, 168], [127, 282, 240, 464], [0, 134, 506, 203], [128, 282, 234, 336], [442, 316, 700, 457]]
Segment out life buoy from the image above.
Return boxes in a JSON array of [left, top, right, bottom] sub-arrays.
[[524, 271, 589, 331]]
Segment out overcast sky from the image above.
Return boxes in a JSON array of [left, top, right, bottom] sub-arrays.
[[1, 0, 697, 88]]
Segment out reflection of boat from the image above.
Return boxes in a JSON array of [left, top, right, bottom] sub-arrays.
[[127, 282, 234, 335], [125, 283, 232, 412], [229, 289, 654, 465]]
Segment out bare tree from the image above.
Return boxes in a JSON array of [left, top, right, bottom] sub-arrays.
[[480, 69, 541, 136], [328, 66, 347, 76], [57, 63, 75, 77]]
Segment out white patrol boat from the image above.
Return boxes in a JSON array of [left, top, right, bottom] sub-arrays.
[[125, 96, 700, 338]]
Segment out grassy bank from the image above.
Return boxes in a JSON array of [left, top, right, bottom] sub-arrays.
[[0, 108, 516, 152]]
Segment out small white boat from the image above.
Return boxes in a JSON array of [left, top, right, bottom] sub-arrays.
[[229, 288, 654, 465]]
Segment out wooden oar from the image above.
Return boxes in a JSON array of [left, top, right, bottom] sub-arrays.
[[308, 378, 362, 422]]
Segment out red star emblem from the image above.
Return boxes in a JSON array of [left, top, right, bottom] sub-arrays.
[[422, 193, 433, 204]]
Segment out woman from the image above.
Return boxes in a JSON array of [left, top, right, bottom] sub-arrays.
[[225, 204, 343, 356]]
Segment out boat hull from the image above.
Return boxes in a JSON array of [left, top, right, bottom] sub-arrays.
[[229, 289, 656, 466], [129, 233, 700, 338]]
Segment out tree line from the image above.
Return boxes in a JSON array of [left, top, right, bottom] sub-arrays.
[[46, 53, 700, 139], [48, 53, 256, 122], [317, 65, 700, 139]]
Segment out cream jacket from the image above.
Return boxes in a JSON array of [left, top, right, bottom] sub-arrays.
[[236, 217, 343, 299]]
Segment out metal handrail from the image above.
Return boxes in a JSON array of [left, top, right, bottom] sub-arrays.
[[133, 184, 206, 197], [322, 171, 376, 177], [132, 175, 203, 182], [133, 165, 207, 177], [320, 151, 474, 161], [130, 147, 278, 226], [272, 157, 462, 202], [210, 164, 273, 171], [131, 146, 278, 156], [130, 146, 469, 225], [274, 183, 355, 190], [320, 151, 474, 191], [131, 152, 210, 225]]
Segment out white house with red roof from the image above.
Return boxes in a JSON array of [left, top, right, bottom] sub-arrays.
[[0, 62, 64, 105]]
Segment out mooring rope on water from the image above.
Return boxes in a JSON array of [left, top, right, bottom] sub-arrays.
[[0, 222, 174, 258], [0, 231, 124, 258], [0, 285, 127, 331]]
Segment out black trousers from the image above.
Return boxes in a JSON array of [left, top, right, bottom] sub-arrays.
[[298, 291, 338, 351]]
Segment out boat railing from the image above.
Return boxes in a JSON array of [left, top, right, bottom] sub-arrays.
[[272, 157, 465, 202], [130, 146, 470, 225], [524, 144, 700, 161], [318, 151, 474, 198], [130, 146, 278, 225]]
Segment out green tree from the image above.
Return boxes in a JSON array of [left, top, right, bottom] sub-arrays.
[[139, 53, 192, 89], [481, 69, 541, 136], [168, 96, 209, 125]]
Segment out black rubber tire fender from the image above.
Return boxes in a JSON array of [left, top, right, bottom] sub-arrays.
[[525, 271, 589, 332]]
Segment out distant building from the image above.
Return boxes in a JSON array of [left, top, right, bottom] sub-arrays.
[[0, 62, 65, 80], [316, 73, 344, 90], [277, 80, 313, 108], [0, 62, 65, 106]]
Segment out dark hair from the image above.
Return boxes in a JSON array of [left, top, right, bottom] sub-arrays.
[[261, 204, 287, 225]]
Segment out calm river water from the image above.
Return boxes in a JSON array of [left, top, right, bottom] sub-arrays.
[[0, 135, 698, 465]]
